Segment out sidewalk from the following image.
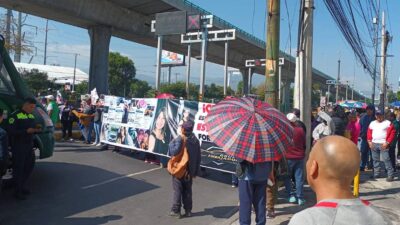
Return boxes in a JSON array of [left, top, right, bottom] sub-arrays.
[[215, 171, 400, 225]]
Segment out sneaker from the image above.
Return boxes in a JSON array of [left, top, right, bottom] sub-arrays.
[[69, 138, 74, 142], [266, 209, 275, 219], [96, 143, 101, 147], [169, 211, 181, 218], [298, 198, 306, 205], [91, 142, 97, 146], [386, 176, 394, 182], [231, 184, 237, 188], [184, 211, 192, 217], [288, 196, 297, 203]]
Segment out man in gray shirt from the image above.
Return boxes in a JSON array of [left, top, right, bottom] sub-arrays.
[[289, 136, 392, 225]]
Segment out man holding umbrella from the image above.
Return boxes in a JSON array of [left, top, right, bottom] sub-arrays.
[[205, 97, 293, 225]]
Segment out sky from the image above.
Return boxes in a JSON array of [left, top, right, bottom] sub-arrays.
[[2, 0, 399, 98]]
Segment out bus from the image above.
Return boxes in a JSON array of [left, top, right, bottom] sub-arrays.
[[0, 35, 54, 162]]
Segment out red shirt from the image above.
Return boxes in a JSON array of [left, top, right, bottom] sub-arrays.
[[286, 124, 306, 160]]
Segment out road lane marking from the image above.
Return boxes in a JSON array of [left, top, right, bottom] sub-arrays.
[[82, 167, 162, 190]]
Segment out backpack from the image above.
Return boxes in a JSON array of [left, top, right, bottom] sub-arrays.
[[167, 137, 189, 179]]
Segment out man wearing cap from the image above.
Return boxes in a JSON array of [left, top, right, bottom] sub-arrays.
[[6, 97, 41, 200], [359, 104, 375, 171], [289, 136, 392, 225], [168, 120, 201, 218], [46, 95, 59, 125], [284, 113, 306, 205], [367, 110, 395, 182]]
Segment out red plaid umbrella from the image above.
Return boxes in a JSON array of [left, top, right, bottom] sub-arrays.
[[205, 97, 293, 163], [156, 93, 175, 99]]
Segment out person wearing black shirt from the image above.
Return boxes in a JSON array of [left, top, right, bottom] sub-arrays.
[[6, 98, 41, 200], [60, 101, 74, 141]]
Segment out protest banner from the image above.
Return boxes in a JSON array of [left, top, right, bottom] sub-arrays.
[[100, 96, 237, 173]]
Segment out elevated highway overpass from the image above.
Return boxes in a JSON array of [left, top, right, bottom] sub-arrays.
[[0, 0, 364, 101]]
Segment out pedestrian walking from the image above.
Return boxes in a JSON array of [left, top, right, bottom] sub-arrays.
[[288, 136, 392, 225], [60, 101, 74, 141], [359, 104, 375, 171], [46, 95, 59, 125], [6, 98, 42, 200], [284, 113, 306, 205], [367, 110, 396, 182], [205, 97, 293, 225], [168, 120, 201, 218]]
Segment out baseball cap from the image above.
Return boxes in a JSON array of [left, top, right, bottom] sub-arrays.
[[45, 95, 54, 100], [286, 113, 298, 122]]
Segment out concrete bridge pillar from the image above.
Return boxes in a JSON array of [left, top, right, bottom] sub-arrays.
[[240, 69, 249, 96], [88, 26, 112, 95]]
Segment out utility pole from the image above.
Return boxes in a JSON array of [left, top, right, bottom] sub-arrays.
[[345, 81, 349, 100], [372, 16, 379, 105], [300, 0, 314, 156], [44, 19, 49, 65], [379, 11, 389, 112], [265, 0, 280, 108], [5, 9, 12, 47], [14, 12, 22, 62], [185, 43, 191, 98], [72, 53, 78, 92], [335, 59, 341, 103]]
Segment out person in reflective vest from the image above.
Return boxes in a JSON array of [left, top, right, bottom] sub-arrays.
[[6, 97, 41, 200]]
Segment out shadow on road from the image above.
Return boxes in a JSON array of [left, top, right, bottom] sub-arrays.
[[0, 161, 159, 225], [193, 206, 237, 218]]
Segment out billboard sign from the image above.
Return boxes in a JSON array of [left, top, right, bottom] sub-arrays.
[[161, 50, 185, 67]]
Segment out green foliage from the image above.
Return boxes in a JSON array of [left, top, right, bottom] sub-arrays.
[[74, 81, 89, 96], [397, 91, 400, 101], [20, 69, 52, 94], [160, 82, 199, 100], [204, 83, 235, 100], [387, 90, 397, 103], [130, 79, 152, 98], [108, 52, 136, 97], [255, 84, 265, 100], [237, 81, 243, 96]]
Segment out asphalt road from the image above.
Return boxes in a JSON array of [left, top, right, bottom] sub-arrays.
[[0, 142, 238, 225]]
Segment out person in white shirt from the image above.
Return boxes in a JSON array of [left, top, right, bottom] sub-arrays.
[[367, 110, 395, 182]]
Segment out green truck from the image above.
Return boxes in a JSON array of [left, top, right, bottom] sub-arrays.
[[0, 35, 54, 160]]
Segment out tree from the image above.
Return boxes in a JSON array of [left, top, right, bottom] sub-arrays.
[[387, 90, 397, 103], [74, 81, 89, 96], [159, 82, 198, 100], [237, 81, 243, 96], [108, 52, 136, 97], [20, 69, 51, 95], [130, 79, 152, 98], [204, 83, 234, 101]]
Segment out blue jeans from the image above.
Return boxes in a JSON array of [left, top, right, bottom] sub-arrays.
[[86, 122, 94, 143], [360, 138, 373, 169], [238, 162, 271, 225], [284, 159, 304, 199], [371, 143, 394, 177], [94, 122, 102, 144], [232, 174, 238, 186]]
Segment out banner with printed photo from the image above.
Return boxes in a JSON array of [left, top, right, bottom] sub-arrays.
[[100, 96, 237, 173]]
